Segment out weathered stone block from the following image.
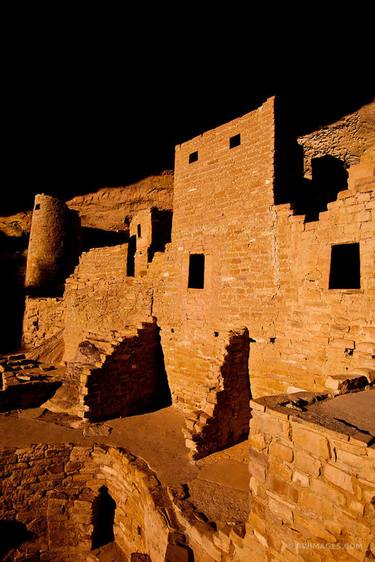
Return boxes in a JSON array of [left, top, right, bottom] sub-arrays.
[[292, 471, 309, 487], [324, 464, 354, 493], [294, 450, 321, 477], [292, 424, 330, 460], [270, 440, 294, 463], [267, 495, 294, 524]]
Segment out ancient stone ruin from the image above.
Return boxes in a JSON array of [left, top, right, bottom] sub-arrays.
[[0, 97, 374, 561]]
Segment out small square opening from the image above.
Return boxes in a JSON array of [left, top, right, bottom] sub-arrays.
[[189, 151, 198, 164], [188, 254, 205, 289], [34, 203, 40, 210], [229, 134, 241, 149], [329, 243, 360, 289]]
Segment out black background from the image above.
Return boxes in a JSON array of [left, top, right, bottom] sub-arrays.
[[1, 9, 373, 214]]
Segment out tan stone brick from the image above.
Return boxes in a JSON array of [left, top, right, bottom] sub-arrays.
[[292, 424, 330, 460], [299, 489, 335, 518], [267, 496, 294, 524], [249, 447, 267, 482], [253, 529, 268, 547], [294, 513, 337, 543], [294, 450, 322, 476], [271, 460, 293, 482], [292, 471, 309, 487], [335, 510, 373, 543], [255, 411, 290, 438], [310, 478, 346, 507], [347, 499, 365, 517], [249, 433, 267, 451], [267, 474, 298, 503], [324, 464, 354, 493], [270, 440, 294, 462]]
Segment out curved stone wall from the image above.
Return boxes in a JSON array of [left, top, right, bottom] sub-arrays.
[[0, 444, 176, 561], [25, 194, 80, 294]]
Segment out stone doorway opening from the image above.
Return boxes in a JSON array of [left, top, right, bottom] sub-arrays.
[[91, 486, 116, 550]]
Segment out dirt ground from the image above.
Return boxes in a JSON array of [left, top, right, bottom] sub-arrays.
[[0, 404, 250, 527]]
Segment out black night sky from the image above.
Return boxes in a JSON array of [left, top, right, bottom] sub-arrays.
[[2, 11, 374, 215]]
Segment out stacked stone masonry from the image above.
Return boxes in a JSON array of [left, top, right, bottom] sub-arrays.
[[5, 97, 374, 560], [243, 393, 375, 562]]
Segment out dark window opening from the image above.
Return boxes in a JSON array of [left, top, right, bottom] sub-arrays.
[[189, 151, 198, 163], [34, 203, 40, 210], [137, 224, 142, 238], [188, 254, 205, 289], [0, 520, 34, 559], [148, 208, 173, 263], [91, 486, 116, 550], [126, 235, 136, 277], [329, 243, 360, 289], [229, 134, 241, 148]]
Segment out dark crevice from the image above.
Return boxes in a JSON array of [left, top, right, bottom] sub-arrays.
[[0, 520, 34, 559]]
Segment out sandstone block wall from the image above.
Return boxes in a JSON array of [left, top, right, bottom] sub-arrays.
[[129, 208, 173, 277], [82, 322, 171, 421], [130, 209, 153, 276], [243, 395, 375, 561], [155, 98, 277, 447], [63, 244, 153, 361], [22, 296, 65, 350], [182, 328, 251, 459], [250, 157, 375, 397], [18, 98, 375, 458]]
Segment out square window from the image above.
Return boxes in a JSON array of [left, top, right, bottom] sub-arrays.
[[329, 243, 360, 289], [189, 151, 198, 163], [229, 134, 241, 149], [188, 254, 205, 289]]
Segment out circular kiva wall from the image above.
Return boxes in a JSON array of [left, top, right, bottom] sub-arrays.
[[0, 444, 175, 561]]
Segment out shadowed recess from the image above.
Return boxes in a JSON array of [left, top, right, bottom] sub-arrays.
[[91, 486, 116, 550]]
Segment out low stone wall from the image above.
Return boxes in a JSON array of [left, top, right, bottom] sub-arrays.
[[63, 244, 154, 361], [242, 393, 375, 561], [83, 322, 171, 421], [182, 328, 251, 459], [22, 296, 65, 350], [0, 444, 176, 561]]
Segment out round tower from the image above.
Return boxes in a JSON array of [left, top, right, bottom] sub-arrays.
[[25, 194, 80, 293]]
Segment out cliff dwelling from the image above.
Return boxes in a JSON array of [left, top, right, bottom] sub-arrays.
[[0, 96, 374, 561]]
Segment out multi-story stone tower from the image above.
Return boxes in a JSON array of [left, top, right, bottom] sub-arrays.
[[25, 194, 81, 294]]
